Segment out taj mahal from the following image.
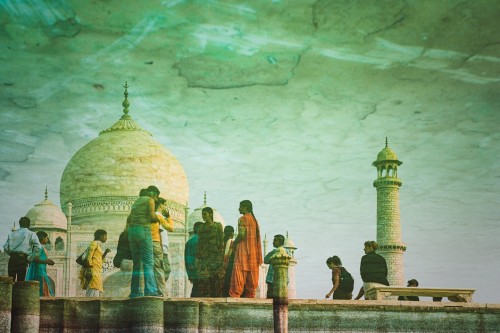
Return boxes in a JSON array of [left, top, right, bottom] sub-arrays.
[[1, 86, 496, 332], [0, 85, 305, 299]]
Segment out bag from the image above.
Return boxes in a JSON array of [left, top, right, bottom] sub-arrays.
[[113, 253, 122, 268], [76, 252, 88, 267], [339, 267, 354, 292]]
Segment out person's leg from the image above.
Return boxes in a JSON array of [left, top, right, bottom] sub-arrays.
[[8, 255, 28, 282], [163, 252, 171, 283], [128, 226, 144, 298], [17, 256, 28, 282], [86, 288, 101, 297], [191, 279, 199, 297], [197, 277, 209, 297], [152, 241, 167, 297], [141, 226, 158, 296], [229, 267, 246, 298], [7, 257, 16, 280], [266, 282, 273, 299], [242, 269, 258, 298]]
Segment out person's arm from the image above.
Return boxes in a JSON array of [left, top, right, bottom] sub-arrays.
[[32, 249, 55, 265], [217, 223, 224, 253], [325, 268, 340, 298], [34, 257, 55, 265], [3, 235, 10, 254], [264, 249, 277, 264], [102, 248, 111, 259], [87, 241, 98, 267], [158, 213, 174, 232], [28, 233, 43, 262], [184, 240, 196, 281], [233, 218, 246, 245], [354, 286, 364, 300], [149, 198, 159, 222]]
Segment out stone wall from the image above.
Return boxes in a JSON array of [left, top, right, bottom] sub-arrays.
[[2, 277, 500, 333]]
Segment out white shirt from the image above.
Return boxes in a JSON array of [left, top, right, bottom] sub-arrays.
[[3, 227, 42, 261], [156, 212, 169, 254]]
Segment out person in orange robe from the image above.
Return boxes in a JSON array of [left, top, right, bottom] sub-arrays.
[[229, 200, 263, 298]]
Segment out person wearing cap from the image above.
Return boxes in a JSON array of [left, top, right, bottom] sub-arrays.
[[128, 185, 161, 298], [398, 279, 420, 301]]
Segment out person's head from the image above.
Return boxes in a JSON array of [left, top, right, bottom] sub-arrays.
[[202, 207, 214, 222], [155, 197, 167, 211], [36, 231, 49, 245], [407, 279, 419, 287], [145, 185, 160, 201], [94, 229, 108, 242], [19, 216, 31, 228], [193, 222, 203, 235], [326, 255, 342, 269], [239, 200, 253, 214], [273, 234, 285, 248], [224, 226, 235, 240], [364, 240, 378, 254], [139, 188, 147, 197]]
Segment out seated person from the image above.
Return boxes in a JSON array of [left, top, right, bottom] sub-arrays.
[[398, 279, 419, 301]]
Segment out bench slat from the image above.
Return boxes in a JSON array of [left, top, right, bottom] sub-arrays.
[[365, 287, 475, 302]]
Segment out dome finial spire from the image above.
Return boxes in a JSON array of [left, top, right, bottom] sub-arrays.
[[122, 81, 130, 115], [385, 137, 388, 148], [204, 191, 207, 205], [45, 186, 48, 200]]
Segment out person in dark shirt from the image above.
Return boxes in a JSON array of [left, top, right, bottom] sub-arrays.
[[354, 240, 389, 300], [398, 279, 420, 301], [185, 222, 203, 297]]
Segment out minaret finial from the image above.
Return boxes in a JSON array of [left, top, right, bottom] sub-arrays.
[[122, 81, 130, 115], [204, 191, 207, 205], [385, 137, 388, 148], [45, 186, 48, 200]]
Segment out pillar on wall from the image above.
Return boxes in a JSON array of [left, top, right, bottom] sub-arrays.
[[11, 281, 40, 333], [0, 276, 14, 332]]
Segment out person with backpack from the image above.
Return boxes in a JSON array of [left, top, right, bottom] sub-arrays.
[[325, 255, 354, 300]]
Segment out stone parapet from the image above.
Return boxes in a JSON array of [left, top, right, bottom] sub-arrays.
[[2, 278, 500, 333]]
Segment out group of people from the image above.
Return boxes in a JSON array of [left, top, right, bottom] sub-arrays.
[[324, 240, 420, 301], [3, 217, 55, 296], [112, 185, 174, 298], [185, 200, 265, 298], [78, 186, 176, 298], [3, 191, 420, 301]]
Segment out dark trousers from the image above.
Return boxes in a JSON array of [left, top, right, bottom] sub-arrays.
[[8, 253, 28, 282], [266, 282, 274, 299], [191, 279, 200, 297]]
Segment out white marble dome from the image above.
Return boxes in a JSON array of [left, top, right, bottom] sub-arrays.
[[60, 90, 189, 216], [25, 191, 67, 231]]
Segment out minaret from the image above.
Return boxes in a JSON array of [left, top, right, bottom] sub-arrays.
[[372, 138, 406, 286]]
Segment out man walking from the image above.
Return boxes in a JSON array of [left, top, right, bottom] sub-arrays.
[[229, 200, 263, 298], [3, 217, 42, 282]]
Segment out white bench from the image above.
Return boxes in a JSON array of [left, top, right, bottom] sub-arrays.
[[365, 286, 475, 303]]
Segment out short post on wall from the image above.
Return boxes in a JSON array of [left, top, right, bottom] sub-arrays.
[[11, 280, 40, 333], [0, 276, 14, 333], [270, 248, 291, 333]]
